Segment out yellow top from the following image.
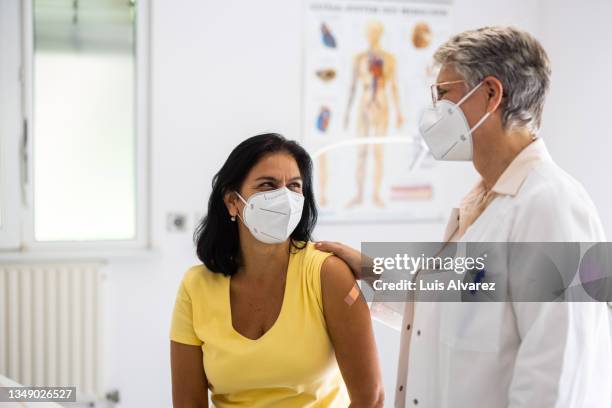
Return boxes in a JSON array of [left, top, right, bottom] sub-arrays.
[[170, 242, 349, 407]]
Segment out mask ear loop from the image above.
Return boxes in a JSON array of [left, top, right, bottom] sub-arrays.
[[456, 80, 485, 106], [457, 80, 498, 133], [470, 111, 492, 133], [234, 191, 248, 225]]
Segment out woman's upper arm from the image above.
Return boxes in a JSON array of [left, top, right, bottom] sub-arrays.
[[170, 341, 209, 408], [320, 255, 384, 407], [170, 272, 208, 407]]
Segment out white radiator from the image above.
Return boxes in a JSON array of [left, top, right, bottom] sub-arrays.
[[0, 263, 105, 402]]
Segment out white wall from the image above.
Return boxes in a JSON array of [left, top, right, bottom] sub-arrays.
[[538, 0, 612, 237], [102, 1, 562, 407]]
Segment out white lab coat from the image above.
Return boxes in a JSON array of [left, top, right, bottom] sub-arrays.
[[373, 140, 612, 407]]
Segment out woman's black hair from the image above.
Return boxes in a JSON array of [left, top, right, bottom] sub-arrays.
[[194, 133, 317, 276]]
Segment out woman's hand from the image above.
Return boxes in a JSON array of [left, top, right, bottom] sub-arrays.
[[315, 241, 375, 283]]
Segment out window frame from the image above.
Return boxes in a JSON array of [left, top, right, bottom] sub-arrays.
[[7, 0, 151, 254], [0, 0, 24, 250]]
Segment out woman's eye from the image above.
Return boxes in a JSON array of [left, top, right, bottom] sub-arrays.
[[259, 182, 275, 189], [289, 183, 302, 190]]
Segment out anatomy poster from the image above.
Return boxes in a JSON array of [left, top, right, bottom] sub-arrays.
[[303, 1, 476, 223]]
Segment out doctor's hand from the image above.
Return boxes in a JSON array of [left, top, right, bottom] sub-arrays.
[[315, 241, 375, 282]]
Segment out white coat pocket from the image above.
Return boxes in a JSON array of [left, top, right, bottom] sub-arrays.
[[439, 302, 505, 352]]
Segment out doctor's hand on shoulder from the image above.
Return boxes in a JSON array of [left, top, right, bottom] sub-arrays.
[[315, 241, 375, 282]]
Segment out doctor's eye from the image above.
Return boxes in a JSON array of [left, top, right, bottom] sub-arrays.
[[436, 88, 448, 99]]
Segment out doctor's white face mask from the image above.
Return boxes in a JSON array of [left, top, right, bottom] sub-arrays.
[[234, 187, 304, 244], [418, 81, 491, 161]]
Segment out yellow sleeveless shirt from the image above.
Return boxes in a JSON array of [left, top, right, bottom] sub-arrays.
[[170, 242, 349, 407]]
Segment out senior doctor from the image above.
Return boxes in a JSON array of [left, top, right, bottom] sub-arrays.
[[316, 26, 612, 407]]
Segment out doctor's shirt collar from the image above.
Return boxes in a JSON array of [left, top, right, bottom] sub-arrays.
[[490, 138, 552, 196]]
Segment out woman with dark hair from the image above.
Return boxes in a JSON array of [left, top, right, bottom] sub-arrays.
[[170, 133, 383, 407]]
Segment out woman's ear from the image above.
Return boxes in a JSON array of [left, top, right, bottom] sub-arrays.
[[483, 76, 504, 113], [223, 190, 239, 218]]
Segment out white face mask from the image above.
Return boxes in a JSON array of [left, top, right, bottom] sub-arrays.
[[235, 187, 305, 244], [418, 81, 491, 161]]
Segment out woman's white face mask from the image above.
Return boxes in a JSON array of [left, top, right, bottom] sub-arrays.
[[234, 187, 304, 244], [418, 81, 491, 161]]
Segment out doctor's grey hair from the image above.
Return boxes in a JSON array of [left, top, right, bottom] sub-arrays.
[[433, 26, 551, 134]]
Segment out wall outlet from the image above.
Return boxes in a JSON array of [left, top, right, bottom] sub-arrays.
[[166, 212, 188, 232]]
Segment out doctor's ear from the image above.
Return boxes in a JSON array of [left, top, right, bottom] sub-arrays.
[[483, 76, 504, 113]]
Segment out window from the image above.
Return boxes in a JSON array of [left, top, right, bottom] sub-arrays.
[[0, 0, 149, 252]]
